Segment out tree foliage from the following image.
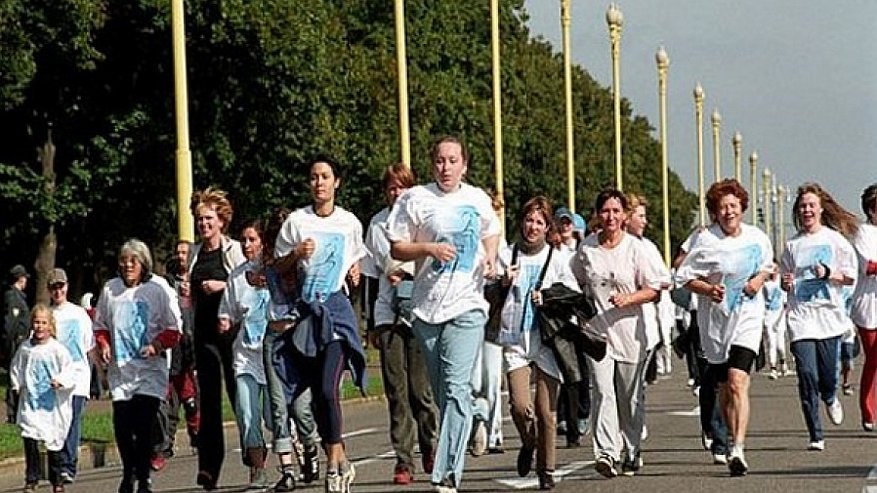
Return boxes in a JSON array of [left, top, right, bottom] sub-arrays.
[[0, 0, 697, 295]]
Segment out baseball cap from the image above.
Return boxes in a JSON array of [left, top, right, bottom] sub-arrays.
[[573, 213, 587, 233], [554, 207, 573, 221], [47, 268, 68, 286]]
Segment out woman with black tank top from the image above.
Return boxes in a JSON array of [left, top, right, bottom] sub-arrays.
[[188, 187, 246, 491]]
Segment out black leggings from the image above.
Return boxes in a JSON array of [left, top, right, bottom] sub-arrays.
[[290, 340, 348, 445], [113, 395, 161, 482], [24, 438, 61, 485]]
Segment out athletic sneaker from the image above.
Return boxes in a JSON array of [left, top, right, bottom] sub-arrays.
[[864, 422, 875, 432], [712, 452, 728, 465], [826, 398, 844, 425], [843, 384, 854, 396], [769, 368, 778, 380], [594, 454, 618, 478], [701, 432, 713, 451], [727, 452, 748, 477], [621, 453, 641, 476], [325, 463, 355, 493], [273, 466, 296, 493], [470, 421, 487, 457], [300, 445, 320, 483], [393, 463, 413, 485], [807, 440, 825, 451]]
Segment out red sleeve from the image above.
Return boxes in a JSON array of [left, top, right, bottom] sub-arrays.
[[94, 329, 111, 349], [867, 260, 877, 276], [154, 329, 181, 350]]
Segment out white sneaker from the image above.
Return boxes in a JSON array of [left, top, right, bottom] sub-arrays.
[[727, 451, 748, 476], [712, 453, 728, 465], [769, 369, 778, 380], [640, 424, 649, 441], [826, 398, 844, 425], [686, 378, 695, 388], [807, 440, 825, 451], [864, 422, 875, 432], [470, 421, 487, 457], [701, 432, 713, 451]]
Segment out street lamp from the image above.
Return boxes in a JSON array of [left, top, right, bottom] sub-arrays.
[[172, 0, 194, 241], [694, 83, 705, 226], [777, 184, 789, 252], [763, 167, 772, 239], [732, 131, 742, 183], [656, 46, 670, 265], [562, 0, 576, 212], [749, 151, 758, 224], [607, 3, 624, 190], [394, 0, 411, 168], [490, 0, 505, 233], [711, 108, 722, 182]]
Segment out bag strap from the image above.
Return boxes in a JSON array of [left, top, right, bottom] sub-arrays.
[[534, 245, 553, 291]]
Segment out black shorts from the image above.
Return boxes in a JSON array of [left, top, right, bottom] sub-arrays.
[[714, 345, 757, 383]]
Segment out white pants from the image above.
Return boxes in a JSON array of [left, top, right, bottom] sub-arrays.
[[471, 341, 505, 447], [765, 309, 787, 368], [588, 353, 650, 463]]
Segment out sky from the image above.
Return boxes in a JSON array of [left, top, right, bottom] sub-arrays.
[[523, 0, 877, 224]]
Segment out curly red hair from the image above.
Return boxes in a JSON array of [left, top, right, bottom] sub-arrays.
[[706, 179, 749, 215]]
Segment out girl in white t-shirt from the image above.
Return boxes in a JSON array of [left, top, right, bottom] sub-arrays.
[[499, 196, 579, 490], [11, 304, 76, 493], [780, 182, 858, 451], [385, 137, 501, 493], [571, 189, 668, 479], [273, 157, 367, 493], [676, 179, 773, 477], [762, 264, 789, 379], [853, 184, 877, 431], [219, 220, 272, 489]]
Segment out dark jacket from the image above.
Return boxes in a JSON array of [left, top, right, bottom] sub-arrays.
[[537, 282, 604, 384], [2, 287, 29, 366]]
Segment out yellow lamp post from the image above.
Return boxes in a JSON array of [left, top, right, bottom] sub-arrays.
[[711, 108, 722, 183], [749, 151, 758, 224], [777, 184, 788, 251], [606, 3, 624, 190], [172, 0, 194, 242], [763, 167, 772, 239], [394, 0, 411, 168], [561, 0, 576, 212], [656, 46, 670, 265], [490, 0, 505, 233], [732, 131, 742, 183], [694, 83, 706, 226]]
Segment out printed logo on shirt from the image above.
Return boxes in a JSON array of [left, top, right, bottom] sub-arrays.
[[114, 300, 149, 363], [794, 244, 832, 302], [27, 360, 56, 412], [765, 285, 783, 311], [302, 232, 345, 302], [241, 287, 269, 346], [516, 264, 542, 333], [430, 205, 481, 274], [722, 244, 763, 311], [57, 319, 84, 362]]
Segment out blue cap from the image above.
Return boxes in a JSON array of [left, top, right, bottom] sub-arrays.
[[573, 213, 587, 232], [554, 207, 573, 220]]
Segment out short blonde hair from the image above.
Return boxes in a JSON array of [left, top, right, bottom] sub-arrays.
[[191, 187, 234, 233], [30, 304, 56, 338]]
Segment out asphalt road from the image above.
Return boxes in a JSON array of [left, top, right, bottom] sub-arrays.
[[1, 367, 876, 493]]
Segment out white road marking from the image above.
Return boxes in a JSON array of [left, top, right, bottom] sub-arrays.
[[352, 450, 396, 466], [495, 460, 593, 489], [666, 406, 701, 417]]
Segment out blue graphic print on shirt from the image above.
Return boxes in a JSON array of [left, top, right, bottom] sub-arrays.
[[431, 205, 481, 274], [515, 264, 542, 333], [58, 319, 84, 362], [302, 232, 345, 302], [241, 287, 269, 346], [722, 244, 762, 312], [114, 300, 149, 363], [27, 360, 56, 412], [795, 244, 831, 302], [765, 285, 783, 311]]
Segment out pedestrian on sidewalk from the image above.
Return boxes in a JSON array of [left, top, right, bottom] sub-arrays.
[[48, 268, 95, 484], [11, 304, 76, 493], [781, 182, 858, 452], [4, 264, 31, 423], [677, 179, 774, 476], [94, 239, 183, 493], [362, 163, 438, 486], [851, 183, 877, 432]]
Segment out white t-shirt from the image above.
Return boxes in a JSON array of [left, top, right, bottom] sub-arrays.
[[852, 222, 877, 328], [275, 206, 365, 302], [781, 226, 857, 342], [94, 276, 182, 401], [676, 223, 773, 364], [497, 243, 579, 381], [52, 301, 95, 397], [385, 183, 501, 324], [362, 207, 416, 327], [219, 260, 270, 383], [638, 237, 671, 349], [762, 277, 787, 332], [10, 338, 76, 450], [571, 232, 669, 363]]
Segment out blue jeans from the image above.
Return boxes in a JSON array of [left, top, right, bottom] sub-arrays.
[[413, 309, 486, 488], [62, 395, 86, 476], [791, 336, 841, 442], [234, 374, 271, 451], [264, 332, 318, 454], [697, 359, 729, 455]]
